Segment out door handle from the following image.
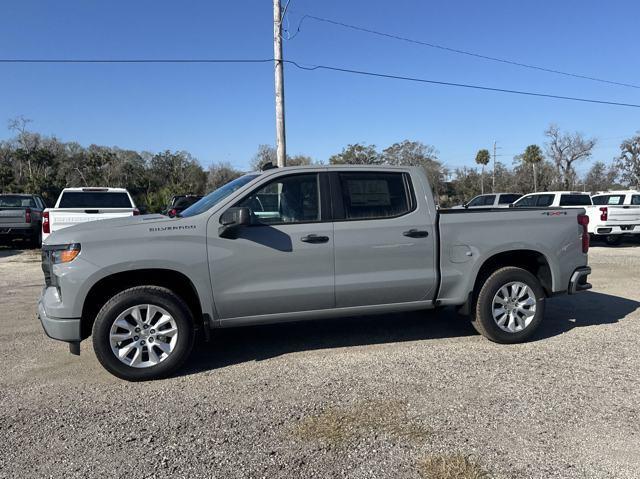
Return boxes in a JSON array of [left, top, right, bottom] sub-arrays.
[[403, 229, 428, 238], [300, 234, 330, 244]]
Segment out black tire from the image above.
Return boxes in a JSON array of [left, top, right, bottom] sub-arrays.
[[30, 229, 42, 249], [92, 286, 195, 381], [470, 266, 545, 344], [604, 235, 622, 246]]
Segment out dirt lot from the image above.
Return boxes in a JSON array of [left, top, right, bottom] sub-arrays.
[[1, 242, 639, 479]]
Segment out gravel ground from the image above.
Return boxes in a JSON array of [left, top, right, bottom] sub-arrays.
[[1, 241, 639, 478]]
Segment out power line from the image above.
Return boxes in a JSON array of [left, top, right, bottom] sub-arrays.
[[284, 60, 640, 109], [0, 58, 274, 64], [291, 14, 640, 90], [2, 57, 640, 108]]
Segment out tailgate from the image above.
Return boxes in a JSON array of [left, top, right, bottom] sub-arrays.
[[606, 206, 640, 224], [49, 208, 134, 233], [0, 208, 26, 226]]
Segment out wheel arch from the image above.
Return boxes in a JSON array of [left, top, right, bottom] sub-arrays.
[[81, 269, 205, 340], [458, 249, 553, 315]]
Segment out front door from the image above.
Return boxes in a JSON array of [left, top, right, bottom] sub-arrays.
[[208, 172, 335, 319]]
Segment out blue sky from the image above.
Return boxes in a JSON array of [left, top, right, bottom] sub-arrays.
[[1, 0, 639, 174]]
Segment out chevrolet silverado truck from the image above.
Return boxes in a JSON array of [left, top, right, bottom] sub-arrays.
[[38, 166, 592, 381], [513, 191, 640, 245], [0, 194, 47, 247], [42, 187, 139, 242]]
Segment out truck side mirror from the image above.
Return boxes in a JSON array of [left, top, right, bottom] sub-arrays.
[[219, 207, 251, 238]]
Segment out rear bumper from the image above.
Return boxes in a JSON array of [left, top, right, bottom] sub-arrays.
[[37, 292, 81, 342], [0, 226, 36, 238], [568, 266, 592, 295], [594, 225, 640, 235]]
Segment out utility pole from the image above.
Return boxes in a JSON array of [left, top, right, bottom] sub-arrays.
[[492, 141, 498, 193], [273, 0, 287, 167]]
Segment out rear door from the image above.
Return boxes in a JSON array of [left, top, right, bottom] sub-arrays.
[[331, 170, 437, 308], [209, 171, 335, 319]]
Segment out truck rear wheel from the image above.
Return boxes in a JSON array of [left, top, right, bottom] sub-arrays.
[[604, 235, 622, 246], [471, 267, 545, 344], [92, 286, 195, 381]]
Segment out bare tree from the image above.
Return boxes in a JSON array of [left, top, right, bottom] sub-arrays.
[[617, 132, 640, 188], [474, 149, 490, 194], [583, 161, 618, 193], [545, 125, 596, 189]]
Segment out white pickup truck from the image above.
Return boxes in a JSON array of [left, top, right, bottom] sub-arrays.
[[42, 188, 139, 241], [513, 190, 640, 245]]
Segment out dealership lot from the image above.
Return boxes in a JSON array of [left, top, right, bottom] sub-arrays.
[[1, 244, 639, 478]]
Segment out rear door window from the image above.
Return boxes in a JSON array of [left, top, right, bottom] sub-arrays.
[[498, 194, 522, 204], [592, 195, 623, 205], [559, 194, 591, 206], [58, 192, 133, 208], [338, 172, 412, 220], [536, 194, 555, 207], [632, 195, 640, 205]]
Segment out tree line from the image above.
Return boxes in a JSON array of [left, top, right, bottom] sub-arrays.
[[1, 117, 638, 210]]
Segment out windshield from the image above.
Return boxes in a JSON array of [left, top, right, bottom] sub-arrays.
[[180, 174, 259, 217]]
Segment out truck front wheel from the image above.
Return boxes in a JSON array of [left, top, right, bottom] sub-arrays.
[[92, 286, 195, 381], [471, 267, 545, 344]]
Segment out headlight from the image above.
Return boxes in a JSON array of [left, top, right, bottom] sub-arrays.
[[51, 243, 81, 264]]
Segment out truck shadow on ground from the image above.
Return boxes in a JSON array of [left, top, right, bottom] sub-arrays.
[[180, 291, 639, 377], [0, 246, 25, 259]]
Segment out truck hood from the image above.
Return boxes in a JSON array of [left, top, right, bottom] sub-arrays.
[[44, 214, 172, 245]]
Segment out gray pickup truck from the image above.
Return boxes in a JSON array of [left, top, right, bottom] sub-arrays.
[[0, 194, 46, 247], [38, 166, 592, 380]]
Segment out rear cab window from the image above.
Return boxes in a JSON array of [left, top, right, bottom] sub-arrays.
[[58, 192, 133, 208], [336, 172, 413, 220], [498, 194, 522, 204], [559, 194, 592, 206], [0, 195, 36, 208]]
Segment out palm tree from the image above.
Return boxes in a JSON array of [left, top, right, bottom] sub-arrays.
[[522, 145, 543, 192], [475, 149, 490, 194]]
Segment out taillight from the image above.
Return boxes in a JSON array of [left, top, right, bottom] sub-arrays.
[[578, 214, 589, 253], [25, 207, 32, 224], [133, 208, 140, 216], [599, 207, 608, 222], [168, 208, 177, 217], [42, 211, 50, 234]]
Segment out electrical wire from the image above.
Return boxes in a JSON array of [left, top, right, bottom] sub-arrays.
[[2, 57, 639, 108], [291, 14, 640, 90], [284, 60, 640, 108]]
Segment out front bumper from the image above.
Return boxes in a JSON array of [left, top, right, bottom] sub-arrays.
[[37, 291, 81, 342], [568, 266, 592, 294]]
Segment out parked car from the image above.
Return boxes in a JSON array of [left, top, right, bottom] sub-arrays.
[[0, 194, 46, 247], [38, 166, 591, 380], [163, 194, 203, 217], [513, 191, 640, 245], [454, 193, 523, 209], [42, 187, 138, 242]]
